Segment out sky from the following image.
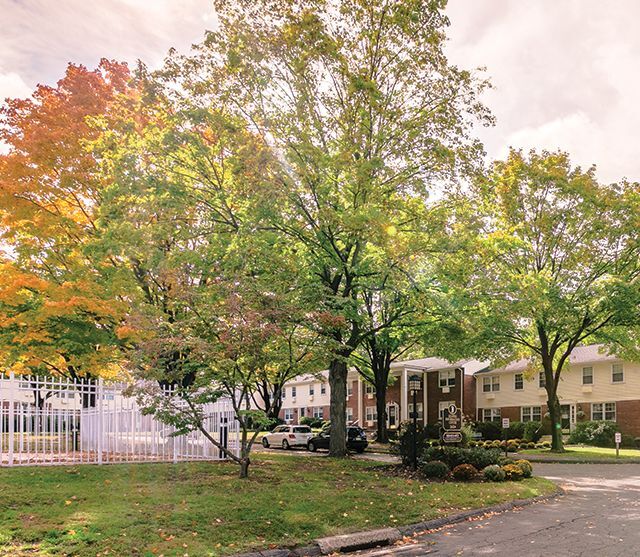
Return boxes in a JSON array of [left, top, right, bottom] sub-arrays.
[[1, 0, 639, 184]]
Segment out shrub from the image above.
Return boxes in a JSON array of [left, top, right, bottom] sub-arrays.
[[523, 421, 543, 442], [421, 446, 502, 470], [515, 459, 533, 478], [502, 464, 524, 481], [420, 460, 450, 479], [569, 421, 620, 447], [505, 421, 525, 439], [483, 464, 506, 482], [473, 421, 502, 440], [393, 422, 433, 465], [469, 441, 478, 448], [451, 463, 478, 481], [299, 416, 324, 428]]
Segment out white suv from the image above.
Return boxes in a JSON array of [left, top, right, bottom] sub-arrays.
[[262, 425, 313, 449]]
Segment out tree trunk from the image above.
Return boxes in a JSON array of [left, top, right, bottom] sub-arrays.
[[239, 457, 250, 478], [328, 358, 348, 457], [547, 395, 564, 451], [375, 382, 388, 443]]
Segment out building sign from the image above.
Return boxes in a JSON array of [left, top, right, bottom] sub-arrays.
[[443, 404, 461, 432], [502, 418, 510, 429], [443, 431, 463, 443]]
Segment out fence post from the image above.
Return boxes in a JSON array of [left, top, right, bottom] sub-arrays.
[[97, 377, 103, 465], [8, 371, 15, 466]]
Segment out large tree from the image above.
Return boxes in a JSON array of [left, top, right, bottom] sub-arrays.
[[444, 150, 640, 451], [167, 0, 491, 455], [0, 60, 133, 405]]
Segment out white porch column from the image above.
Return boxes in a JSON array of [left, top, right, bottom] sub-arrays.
[[423, 371, 428, 425], [400, 368, 408, 421]]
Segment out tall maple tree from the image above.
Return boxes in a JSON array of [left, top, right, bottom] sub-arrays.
[[0, 60, 133, 401]]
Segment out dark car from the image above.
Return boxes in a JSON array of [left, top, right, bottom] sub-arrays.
[[307, 425, 368, 453]]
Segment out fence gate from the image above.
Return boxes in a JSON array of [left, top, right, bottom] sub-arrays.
[[0, 373, 238, 467]]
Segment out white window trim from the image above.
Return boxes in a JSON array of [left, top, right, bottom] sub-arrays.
[[514, 373, 524, 391], [365, 406, 377, 422], [611, 363, 624, 384], [438, 369, 456, 388], [591, 402, 616, 421], [582, 366, 594, 385], [521, 405, 541, 422]]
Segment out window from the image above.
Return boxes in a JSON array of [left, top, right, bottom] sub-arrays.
[[365, 383, 376, 395], [481, 408, 501, 422], [312, 407, 323, 419], [439, 369, 456, 388], [284, 409, 293, 422], [408, 402, 424, 420], [483, 376, 500, 392], [321, 383, 327, 395], [346, 407, 353, 423], [592, 402, 616, 421], [347, 383, 353, 397], [309, 384, 315, 396], [365, 406, 377, 422], [514, 373, 524, 391], [521, 406, 541, 422], [299, 407, 305, 418], [538, 372, 546, 388], [438, 401, 455, 422], [582, 366, 594, 385], [612, 363, 624, 383], [281, 388, 286, 399], [291, 386, 297, 398]]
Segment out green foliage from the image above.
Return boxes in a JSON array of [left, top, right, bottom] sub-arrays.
[[451, 464, 478, 481], [504, 422, 525, 439], [393, 422, 433, 466], [523, 421, 543, 442], [421, 447, 502, 470], [300, 416, 325, 428], [483, 465, 506, 482], [420, 460, 450, 479], [473, 421, 502, 440], [569, 421, 621, 447]]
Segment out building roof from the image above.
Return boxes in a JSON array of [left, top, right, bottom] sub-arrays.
[[389, 357, 489, 376], [474, 344, 621, 375]]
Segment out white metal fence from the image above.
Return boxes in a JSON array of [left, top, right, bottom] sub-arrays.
[[0, 373, 239, 467]]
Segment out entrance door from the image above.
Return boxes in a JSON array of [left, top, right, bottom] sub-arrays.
[[387, 403, 398, 429], [560, 404, 575, 430]]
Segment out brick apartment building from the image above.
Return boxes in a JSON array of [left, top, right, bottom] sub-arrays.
[[277, 345, 640, 438]]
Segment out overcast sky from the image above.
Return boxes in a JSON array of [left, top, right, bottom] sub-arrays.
[[1, 0, 638, 183]]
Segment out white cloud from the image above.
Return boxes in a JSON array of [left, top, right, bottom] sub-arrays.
[[0, 71, 32, 103], [445, 0, 640, 183]]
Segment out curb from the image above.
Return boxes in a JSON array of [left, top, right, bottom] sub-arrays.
[[526, 457, 640, 464], [233, 486, 563, 557]]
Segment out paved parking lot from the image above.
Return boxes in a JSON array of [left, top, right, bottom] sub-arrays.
[[354, 463, 640, 556]]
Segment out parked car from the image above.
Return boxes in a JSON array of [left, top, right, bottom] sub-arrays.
[[307, 425, 368, 453], [262, 425, 313, 449]]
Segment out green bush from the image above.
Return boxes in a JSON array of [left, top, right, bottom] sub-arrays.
[[393, 422, 433, 466], [420, 460, 450, 479], [451, 463, 478, 481], [523, 421, 543, 442], [505, 422, 525, 439], [502, 463, 524, 481], [472, 421, 502, 440], [569, 421, 620, 447], [515, 459, 533, 478], [421, 446, 502, 470], [483, 464, 506, 482], [299, 416, 324, 428]]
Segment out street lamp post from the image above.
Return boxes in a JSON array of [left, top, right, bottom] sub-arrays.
[[408, 374, 422, 470]]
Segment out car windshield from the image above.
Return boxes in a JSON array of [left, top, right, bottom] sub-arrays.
[[348, 428, 364, 438], [293, 426, 311, 433]]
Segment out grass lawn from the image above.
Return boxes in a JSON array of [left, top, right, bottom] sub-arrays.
[[520, 444, 640, 460], [0, 454, 555, 557]]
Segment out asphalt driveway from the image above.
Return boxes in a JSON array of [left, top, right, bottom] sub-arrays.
[[354, 463, 640, 556]]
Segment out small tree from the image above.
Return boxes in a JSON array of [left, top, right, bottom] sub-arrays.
[[444, 150, 640, 451]]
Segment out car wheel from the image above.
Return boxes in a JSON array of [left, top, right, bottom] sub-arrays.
[[282, 439, 290, 450], [355, 447, 365, 454], [262, 437, 270, 448], [308, 441, 316, 452]]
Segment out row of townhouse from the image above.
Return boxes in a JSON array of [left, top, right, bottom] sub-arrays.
[[277, 345, 640, 437]]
